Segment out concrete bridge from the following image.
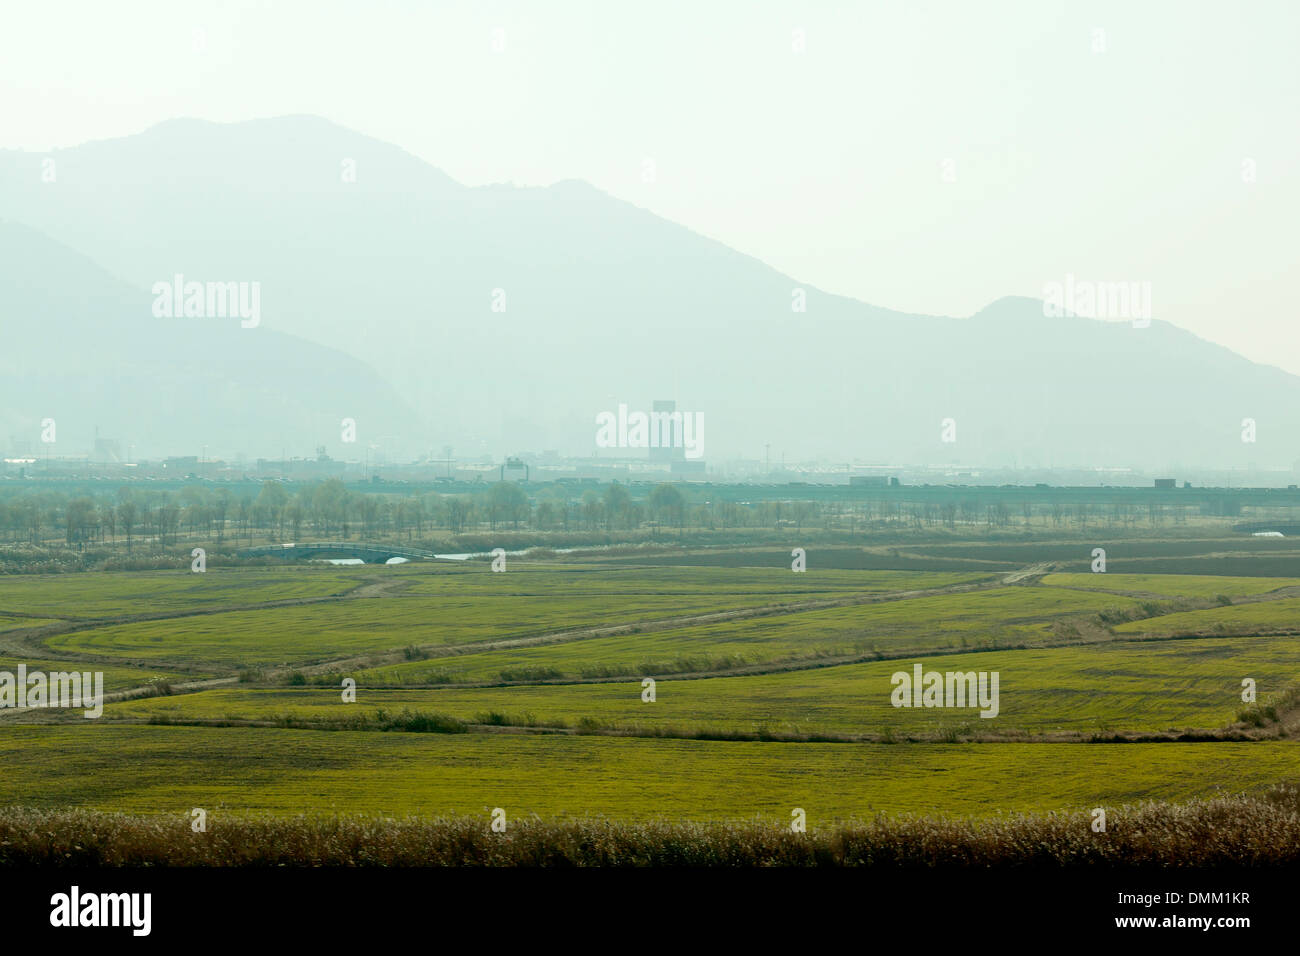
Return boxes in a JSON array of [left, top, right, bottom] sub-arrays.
[[241, 542, 441, 563]]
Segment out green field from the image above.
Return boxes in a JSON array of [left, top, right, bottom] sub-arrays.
[[0, 657, 196, 694], [910, 538, 1300, 563], [597, 547, 1014, 572], [1043, 572, 1300, 598], [0, 615, 61, 633], [3, 724, 1297, 820], [111, 633, 1300, 736], [350, 585, 1143, 684], [4, 551, 1300, 824], [1114, 597, 1300, 638], [0, 567, 363, 618], [40, 567, 992, 671], [400, 564, 989, 598]]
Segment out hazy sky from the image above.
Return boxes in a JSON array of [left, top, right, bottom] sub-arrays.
[[3, 0, 1298, 372]]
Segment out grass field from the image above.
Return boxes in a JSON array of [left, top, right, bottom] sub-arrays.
[[596, 548, 1015, 572], [400, 564, 990, 597], [3, 724, 1298, 820], [908, 538, 1300, 563], [1113, 597, 1300, 638], [0, 616, 61, 633], [4, 544, 1300, 837], [600, 539, 1300, 576], [0, 567, 363, 618], [1095, 556, 1300, 577], [40, 567, 991, 671], [346, 585, 1145, 684], [1042, 572, 1300, 598], [0, 657, 196, 694], [110, 634, 1300, 736]]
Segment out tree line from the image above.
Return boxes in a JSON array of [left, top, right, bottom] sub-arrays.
[[0, 479, 1192, 552]]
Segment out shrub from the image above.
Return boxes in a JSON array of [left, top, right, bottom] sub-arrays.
[[497, 666, 564, 682]]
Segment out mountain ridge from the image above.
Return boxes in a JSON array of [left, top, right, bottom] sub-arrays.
[[0, 218, 427, 460], [1, 115, 1296, 470]]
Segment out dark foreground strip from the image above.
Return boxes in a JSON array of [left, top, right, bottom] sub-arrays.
[[0, 865, 1274, 943]]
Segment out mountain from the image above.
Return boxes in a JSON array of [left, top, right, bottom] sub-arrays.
[[1, 115, 1297, 470], [0, 219, 425, 461]]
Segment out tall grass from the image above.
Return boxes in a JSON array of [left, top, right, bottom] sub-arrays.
[[3, 786, 1299, 866]]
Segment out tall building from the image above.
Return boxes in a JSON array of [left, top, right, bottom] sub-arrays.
[[649, 399, 685, 463], [94, 438, 123, 463]]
